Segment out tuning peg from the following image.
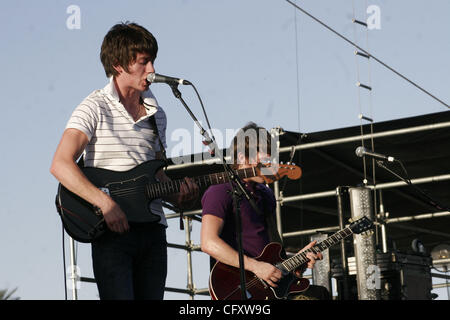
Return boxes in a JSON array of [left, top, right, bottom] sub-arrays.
[[292, 162, 296, 166], [362, 230, 374, 238], [348, 217, 354, 223], [280, 161, 284, 165]]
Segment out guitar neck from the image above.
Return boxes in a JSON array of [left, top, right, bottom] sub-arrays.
[[281, 227, 354, 272], [148, 167, 259, 198]]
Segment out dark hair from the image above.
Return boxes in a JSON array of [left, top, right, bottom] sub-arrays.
[[229, 122, 274, 168], [100, 22, 158, 78]]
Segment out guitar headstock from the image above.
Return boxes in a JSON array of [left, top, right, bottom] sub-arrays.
[[349, 216, 374, 234], [255, 162, 302, 184]]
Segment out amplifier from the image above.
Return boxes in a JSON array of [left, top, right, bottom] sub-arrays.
[[331, 251, 433, 300]]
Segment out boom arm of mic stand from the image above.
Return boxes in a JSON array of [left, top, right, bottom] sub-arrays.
[[375, 160, 450, 212]]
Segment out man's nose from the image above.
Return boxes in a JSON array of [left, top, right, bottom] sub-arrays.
[[146, 61, 155, 73]]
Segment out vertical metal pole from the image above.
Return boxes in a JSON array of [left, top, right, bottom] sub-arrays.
[[272, 127, 283, 241], [274, 181, 283, 241], [69, 236, 78, 300], [184, 216, 195, 300], [336, 186, 349, 300], [311, 233, 332, 293], [349, 187, 379, 300], [378, 190, 388, 253]]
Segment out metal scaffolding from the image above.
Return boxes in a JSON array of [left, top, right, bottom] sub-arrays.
[[160, 120, 450, 299]]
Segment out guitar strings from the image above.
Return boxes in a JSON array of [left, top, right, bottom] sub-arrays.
[[100, 165, 285, 199]]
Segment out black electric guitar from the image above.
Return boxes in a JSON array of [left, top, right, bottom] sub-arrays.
[[209, 216, 374, 300], [55, 159, 301, 243]]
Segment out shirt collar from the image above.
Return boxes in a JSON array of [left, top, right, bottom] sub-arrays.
[[102, 77, 160, 118]]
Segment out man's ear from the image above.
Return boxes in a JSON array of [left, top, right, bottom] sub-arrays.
[[113, 64, 124, 75]]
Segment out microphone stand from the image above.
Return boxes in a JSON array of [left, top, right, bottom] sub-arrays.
[[169, 83, 261, 300], [375, 159, 450, 212]]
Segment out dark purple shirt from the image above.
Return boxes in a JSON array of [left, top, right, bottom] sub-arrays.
[[201, 182, 276, 258]]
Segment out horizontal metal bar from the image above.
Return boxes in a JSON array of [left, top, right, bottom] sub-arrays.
[[357, 82, 372, 90], [283, 211, 450, 239], [368, 174, 450, 190], [386, 222, 450, 238], [164, 286, 210, 296], [282, 190, 337, 203], [194, 288, 211, 296], [386, 211, 450, 224], [165, 209, 202, 219], [355, 50, 370, 59], [282, 174, 450, 203], [167, 242, 202, 251], [352, 18, 368, 27], [432, 283, 450, 290], [431, 273, 450, 280], [358, 114, 373, 122], [79, 277, 96, 283], [434, 258, 450, 264], [164, 287, 192, 295], [283, 225, 340, 238], [278, 121, 450, 153]]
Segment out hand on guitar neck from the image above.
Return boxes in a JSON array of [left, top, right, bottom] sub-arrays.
[[248, 241, 322, 288], [292, 241, 323, 278]]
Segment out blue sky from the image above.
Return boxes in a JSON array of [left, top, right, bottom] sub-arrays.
[[0, 0, 449, 300]]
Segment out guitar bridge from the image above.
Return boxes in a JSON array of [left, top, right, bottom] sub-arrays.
[[258, 278, 268, 289]]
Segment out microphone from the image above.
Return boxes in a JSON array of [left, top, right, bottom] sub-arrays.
[[355, 146, 395, 162], [146, 73, 191, 85]]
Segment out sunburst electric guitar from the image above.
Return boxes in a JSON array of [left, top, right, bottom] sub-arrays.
[[209, 216, 374, 300]]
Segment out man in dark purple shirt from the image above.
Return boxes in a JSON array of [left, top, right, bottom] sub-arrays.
[[201, 182, 275, 259], [200, 122, 323, 292]]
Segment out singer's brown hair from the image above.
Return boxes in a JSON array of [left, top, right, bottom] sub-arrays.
[[100, 22, 158, 78]]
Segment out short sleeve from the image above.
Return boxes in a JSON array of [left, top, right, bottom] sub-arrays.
[[65, 99, 99, 141], [201, 184, 233, 220]]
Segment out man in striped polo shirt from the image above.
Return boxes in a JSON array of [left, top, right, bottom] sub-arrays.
[[50, 22, 199, 300]]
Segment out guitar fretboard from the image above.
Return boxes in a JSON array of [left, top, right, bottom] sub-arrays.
[[146, 167, 258, 199], [280, 227, 354, 272]]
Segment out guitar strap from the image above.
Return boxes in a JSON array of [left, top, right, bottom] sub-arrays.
[[148, 115, 168, 163], [261, 194, 287, 259], [261, 196, 284, 245], [148, 115, 185, 230]]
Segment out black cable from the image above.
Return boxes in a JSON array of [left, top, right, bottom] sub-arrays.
[[284, 0, 449, 109], [190, 84, 214, 141]]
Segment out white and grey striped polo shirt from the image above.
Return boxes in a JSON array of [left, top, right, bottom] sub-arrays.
[[65, 77, 168, 226]]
